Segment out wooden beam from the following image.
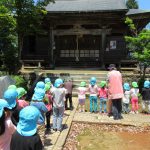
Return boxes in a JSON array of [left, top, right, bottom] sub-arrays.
[[53, 28, 111, 35]]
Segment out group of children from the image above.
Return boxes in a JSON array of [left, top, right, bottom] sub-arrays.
[[0, 77, 67, 150], [77, 77, 107, 113], [0, 76, 150, 150], [122, 80, 150, 114], [77, 77, 150, 115]]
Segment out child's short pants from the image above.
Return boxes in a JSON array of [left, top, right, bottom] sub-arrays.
[[79, 99, 85, 105]]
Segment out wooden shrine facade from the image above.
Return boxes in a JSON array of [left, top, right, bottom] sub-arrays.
[[21, 0, 150, 69]]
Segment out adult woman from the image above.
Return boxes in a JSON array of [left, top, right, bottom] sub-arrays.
[[107, 64, 124, 120]]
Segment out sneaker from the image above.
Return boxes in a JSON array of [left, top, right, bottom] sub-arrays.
[[56, 130, 61, 134], [130, 111, 135, 114], [118, 115, 123, 119], [103, 112, 107, 115], [51, 128, 57, 133], [70, 107, 73, 110], [109, 116, 114, 119], [114, 117, 119, 120], [135, 111, 139, 114], [107, 113, 113, 117]]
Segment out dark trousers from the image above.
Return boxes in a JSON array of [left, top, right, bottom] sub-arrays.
[[112, 98, 122, 119], [65, 93, 73, 109], [45, 110, 52, 128]]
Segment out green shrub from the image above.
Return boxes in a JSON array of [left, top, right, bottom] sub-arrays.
[[11, 75, 27, 89]]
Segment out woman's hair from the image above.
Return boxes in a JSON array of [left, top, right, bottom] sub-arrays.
[[0, 111, 5, 135]]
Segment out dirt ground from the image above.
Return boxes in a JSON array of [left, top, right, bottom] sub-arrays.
[[63, 123, 150, 150]]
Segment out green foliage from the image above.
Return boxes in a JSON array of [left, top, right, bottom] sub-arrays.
[[11, 75, 28, 89], [125, 17, 136, 31], [126, 0, 139, 9], [125, 17, 150, 81], [0, 0, 53, 73], [13, 0, 53, 58], [125, 29, 150, 65], [0, 4, 18, 74]]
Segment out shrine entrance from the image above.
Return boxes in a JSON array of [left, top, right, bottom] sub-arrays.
[[54, 34, 101, 67]]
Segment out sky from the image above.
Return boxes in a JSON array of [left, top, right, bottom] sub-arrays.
[[137, 0, 150, 10]]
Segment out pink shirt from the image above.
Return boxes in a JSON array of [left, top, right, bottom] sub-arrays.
[[98, 88, 108, 98], [17, 99, 29, 109], [0, 117, 16, 150], [45, 93, 52, 111], [78, 87, 87, 99], [107, 70, 123, 99]]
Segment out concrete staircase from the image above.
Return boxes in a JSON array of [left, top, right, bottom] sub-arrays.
[[42, 70, 108, 96]]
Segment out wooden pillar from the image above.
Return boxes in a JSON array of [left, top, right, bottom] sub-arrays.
[[101, 29, 106, 69], [49, 26, 55, 69]]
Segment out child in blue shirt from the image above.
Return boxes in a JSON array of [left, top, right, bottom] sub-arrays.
[[30, 87, 48, 145]]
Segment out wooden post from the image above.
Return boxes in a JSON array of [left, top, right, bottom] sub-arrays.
[[49, 26, 55, 69], [101, 28, 106, 69]]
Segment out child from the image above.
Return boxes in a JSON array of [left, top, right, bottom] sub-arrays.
[[77, 81, 87, 112], [88, 77, 99, 113], [141, 80, 150, 113], [30, 88, 48, 145], [45, 77, 53, 88], [98, 81, 108, 114], [130, 82, 139, 114], [122, 83, 130, 114], [34, 81, 45, 91], [10, 87, 29, 124], [10, 106, 43, 150], [44, 84, 53, 130], [51, 78, 66, 132], [8, 85, 17, 90], [64, 78, 73, 110], [0, 99, 16, 150], [3, 89, 18, 126], [16, 87, 29, 109]]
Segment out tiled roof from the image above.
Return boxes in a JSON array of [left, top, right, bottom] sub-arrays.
[[127, 9, 150, 15], [46, 0, 127, 12]]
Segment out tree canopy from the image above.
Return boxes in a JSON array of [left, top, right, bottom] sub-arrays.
[[0, 4, 18, 74], [0, 0, 53, 73], [125, 17, 150, 79], [126, 0, 139, 9]]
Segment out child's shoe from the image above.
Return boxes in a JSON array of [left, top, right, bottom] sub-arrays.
[[130, 111, 135, 114], [99, 111, 102, 114], [103, 112, 107, 115], [135, 111, 139, 114]]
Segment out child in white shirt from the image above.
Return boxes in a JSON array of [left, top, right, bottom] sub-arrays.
[[77, 81, 87, 112]]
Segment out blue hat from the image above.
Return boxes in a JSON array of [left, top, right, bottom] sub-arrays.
[[90, 77, 96, 85], [17, 106, 40, 136], [144, 81, 150, 88], [3, 89, 18, 109], [54, 78, 63, 88], [32, 88, 45, 101], [44, 78, 51, 84], [123, 83, 130, 91], [35, 81, 45, 90], [0, 99, 9, 117]]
